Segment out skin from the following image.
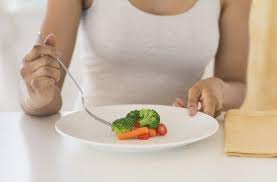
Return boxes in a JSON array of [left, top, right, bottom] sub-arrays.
[[174, 0, 251, 117], [19, 0, 251, 117]]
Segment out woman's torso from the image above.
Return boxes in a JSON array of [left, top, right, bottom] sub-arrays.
[[78, 0, 220, 108]]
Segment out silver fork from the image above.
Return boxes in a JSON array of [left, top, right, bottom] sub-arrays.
[[38, 33, 112, 127]]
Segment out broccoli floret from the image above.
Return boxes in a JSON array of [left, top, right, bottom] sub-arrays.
[[126, 110, 140, 122], [112, 109, 161, 134], [112, 117, 135, 134], [138, 109, 160, 129]]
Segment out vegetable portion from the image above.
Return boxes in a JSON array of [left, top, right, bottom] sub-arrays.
[[112, 108, 167, 140], [138, 109, 160, 129], [126, 110, 140, 122], [148, 129, 157, 137], [117, 127, 149, 140], [137, 134, 150, 140], [112, 118, 136, 135]]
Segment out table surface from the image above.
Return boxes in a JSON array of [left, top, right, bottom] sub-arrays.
[[1, 112, 276, 182]]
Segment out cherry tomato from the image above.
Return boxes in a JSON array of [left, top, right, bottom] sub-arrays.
[[155, 129, 161, 136], [157, 123, 168, 136], [137, 134, 150, 140], [148, 129, 157, 137]]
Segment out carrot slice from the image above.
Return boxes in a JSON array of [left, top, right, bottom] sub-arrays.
[[117, 127, 149, 140], [137, 134, 150, 140], [148, 129, 157, 137]]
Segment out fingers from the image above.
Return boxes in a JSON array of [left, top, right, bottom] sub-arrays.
[[31, 77, 56, 91], [19, 35, 59, 107], [44, 34, 56, 47], [21, 66, 60, 97], [32, 66, 61, 83], [187, 86, 201, 116], [185, 78, 224, 118], [24, 44, 57, 62], [27, 56, 60, 72], [20, 38, 61, 97], [173, 97, 186, 107], [203, 101, 215, 117], [201, 89, 216, 117], [30, 77, 55, 103], [175, 87, 221, 118]]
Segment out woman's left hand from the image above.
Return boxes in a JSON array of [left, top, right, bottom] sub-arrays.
[[174, 77, 225, 118]]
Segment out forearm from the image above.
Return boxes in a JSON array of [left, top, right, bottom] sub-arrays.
[[19, 0, 82, 116], [221, 80, 246, 110], [41, 0, 82, 88], [19, 81, 62, 116]]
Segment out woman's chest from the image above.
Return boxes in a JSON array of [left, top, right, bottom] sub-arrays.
[[81, 0, 220, 67]]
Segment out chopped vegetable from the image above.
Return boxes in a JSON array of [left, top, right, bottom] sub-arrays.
[[138, 109, 160, 129], [117, 127, 149, 140], [126, 110, 140, 122], [112, 117, 136, 134], [148, 129, 157, 137], [112, 108, 167, 140], [137, 134, 150, 140], [155, 129, 161, 136], [157, 123, 167, 136]]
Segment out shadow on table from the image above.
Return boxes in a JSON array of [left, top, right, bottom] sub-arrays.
[[19, 113, 63, 182]]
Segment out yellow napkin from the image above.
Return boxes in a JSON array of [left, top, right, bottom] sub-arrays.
[[225, 110, 277, 157], [224, 0, 277, 157]]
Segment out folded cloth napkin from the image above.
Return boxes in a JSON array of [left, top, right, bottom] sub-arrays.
[[224, 110, 277, 157]]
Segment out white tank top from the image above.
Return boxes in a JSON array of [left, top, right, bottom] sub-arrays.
[[78, 0, 220, 108]]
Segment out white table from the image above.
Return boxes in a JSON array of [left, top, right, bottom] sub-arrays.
[[1, 112, 276, 182]]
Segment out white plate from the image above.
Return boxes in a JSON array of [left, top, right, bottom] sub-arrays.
[[55, 105, 219, 152]]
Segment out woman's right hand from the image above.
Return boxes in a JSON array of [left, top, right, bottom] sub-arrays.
[[20, 34, 61, 109]]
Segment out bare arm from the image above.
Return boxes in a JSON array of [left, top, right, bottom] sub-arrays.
[[20, 0, 83, 116], [215, 0, 252, 110], [174, 0, 251, 117], [41, 0, 83, 88]]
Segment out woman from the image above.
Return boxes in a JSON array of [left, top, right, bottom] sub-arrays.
[[19, 0, 251, 117]]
